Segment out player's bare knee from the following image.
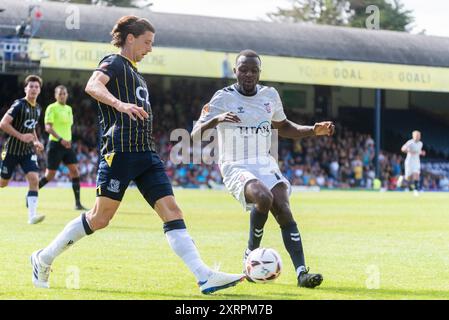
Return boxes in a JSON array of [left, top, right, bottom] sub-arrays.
[[0, 181, 8, 188], [87, 210, 111, 230], [27, 176, 39, 188], [162, 204, 183, 221], [254, 190, 273, 213], [89, 216, 110, 230]]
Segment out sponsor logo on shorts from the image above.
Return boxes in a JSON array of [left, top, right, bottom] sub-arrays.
[[107, 179, 121, 193], [1, 166, 8, 174]]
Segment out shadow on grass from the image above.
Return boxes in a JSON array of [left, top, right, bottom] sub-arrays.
[[67, 287, 264, 300], [315, 285, 449, 299]]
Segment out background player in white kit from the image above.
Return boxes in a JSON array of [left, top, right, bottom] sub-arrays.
[[192, 50, 335, 288], [397, 130, 425, 196]]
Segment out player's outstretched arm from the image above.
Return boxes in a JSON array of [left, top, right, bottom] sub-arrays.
[[191, 112, 241, 140], [272, 119, 335, 139], [85, 71, 148, 121]]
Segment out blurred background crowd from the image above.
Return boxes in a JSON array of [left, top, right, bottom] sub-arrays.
[[1, 79, 448, 191]]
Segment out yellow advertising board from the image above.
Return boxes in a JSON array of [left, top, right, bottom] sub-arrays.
[[29, 39, 449, 92]]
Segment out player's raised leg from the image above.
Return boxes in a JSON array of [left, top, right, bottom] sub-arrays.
[[152, 195, 245, 294], [31, 196, 119, 288], [270, 183, 323, 288]]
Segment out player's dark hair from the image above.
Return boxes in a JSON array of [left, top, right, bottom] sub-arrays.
[[24, 75, 42, 88], [111, 15, 155, 48], [236, 49, 261, 64], [54, 85, 67, 93]]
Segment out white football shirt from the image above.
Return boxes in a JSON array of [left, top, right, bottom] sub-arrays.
[[194, 84, 286, 164], [404, 139, 423, 163]]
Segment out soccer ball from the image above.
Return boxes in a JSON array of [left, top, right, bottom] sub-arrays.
[[245, 248, 282, 283]]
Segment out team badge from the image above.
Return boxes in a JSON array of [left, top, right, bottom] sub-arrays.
[[107, 179, 121, 193], [237, 106, 245, 113], [264, 102, 272, 113]]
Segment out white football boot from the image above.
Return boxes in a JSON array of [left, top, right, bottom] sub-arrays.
[[199, 271, 245, 294], [31, 250, 51, 288], [28, 215, 45, 225]]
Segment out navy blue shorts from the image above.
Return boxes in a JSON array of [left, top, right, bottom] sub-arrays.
[[96, 151, 174, 207], [0, 153, 39, 179]]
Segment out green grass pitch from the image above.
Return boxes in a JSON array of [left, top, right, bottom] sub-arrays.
[[1, 187, 449, 300]]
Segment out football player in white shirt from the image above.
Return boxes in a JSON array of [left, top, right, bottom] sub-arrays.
[[191, 50, 335, 288], [398, 130, 425, 196]]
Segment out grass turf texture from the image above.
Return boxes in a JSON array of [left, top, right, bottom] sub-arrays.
[[1, 187, 449, 300]]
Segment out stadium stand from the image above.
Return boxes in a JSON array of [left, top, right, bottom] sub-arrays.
[[0, 0, 448, 191], [1, 79, 447, 191]]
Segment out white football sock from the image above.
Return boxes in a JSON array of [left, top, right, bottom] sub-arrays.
[[27, 195, 38, 220], [39, 215, 90, 265], [165, 229, 212, 282]]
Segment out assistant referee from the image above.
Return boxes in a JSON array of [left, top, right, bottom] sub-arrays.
[[39, 85, 86, 210]]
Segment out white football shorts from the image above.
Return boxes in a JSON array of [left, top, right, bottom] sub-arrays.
[[219, 156, 291, 211], [405, 159, 420, 177]]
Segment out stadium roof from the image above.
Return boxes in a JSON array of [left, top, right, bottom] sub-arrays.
[[2, 0, 449, 68]]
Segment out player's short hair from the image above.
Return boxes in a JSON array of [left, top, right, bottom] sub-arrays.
[[235, 49, 261, 64], [110, 15, 155, 48], [24, 75, 42, 88], [54, 85, 67, 93]]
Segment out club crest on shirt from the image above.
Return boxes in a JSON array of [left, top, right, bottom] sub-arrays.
[[237, 106, 245, 113], [264, 102, 272, 113]]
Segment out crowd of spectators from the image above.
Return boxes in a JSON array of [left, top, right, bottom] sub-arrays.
[[1, 78, 448, 191]]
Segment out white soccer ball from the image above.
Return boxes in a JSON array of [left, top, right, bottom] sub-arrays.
[[245, 248, 282, 283]]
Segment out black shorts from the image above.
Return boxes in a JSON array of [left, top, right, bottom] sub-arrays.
[[96, 151, 174, 207], [0, 152, 39, 179], [46, 141, 78, 170]]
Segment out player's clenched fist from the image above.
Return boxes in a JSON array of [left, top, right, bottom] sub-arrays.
[[313, 121, 335, 136], [33, 140, 44, 153]]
